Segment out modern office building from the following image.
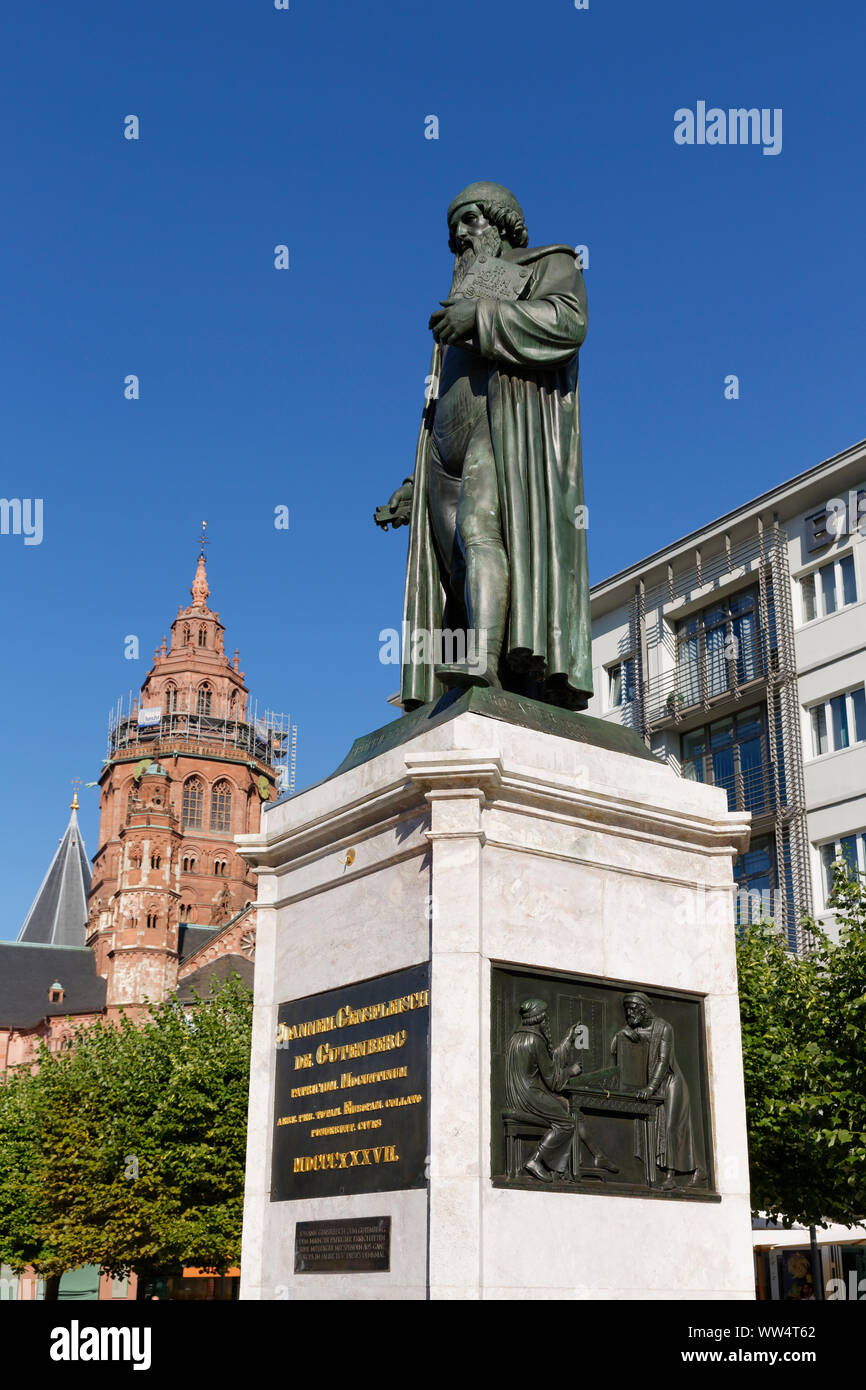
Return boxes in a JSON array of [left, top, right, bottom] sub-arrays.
[[589, 437, 866, 951]]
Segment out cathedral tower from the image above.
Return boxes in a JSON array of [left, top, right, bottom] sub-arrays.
[[88, 543, 290, 1006]]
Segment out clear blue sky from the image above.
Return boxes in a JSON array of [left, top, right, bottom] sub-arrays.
[[2, 0, 864, 937]]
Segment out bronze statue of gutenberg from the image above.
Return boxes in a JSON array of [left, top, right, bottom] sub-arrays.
[[375, 182, 591, 712]]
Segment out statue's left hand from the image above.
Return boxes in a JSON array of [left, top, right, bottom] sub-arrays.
[[429, 296, 476, 345]]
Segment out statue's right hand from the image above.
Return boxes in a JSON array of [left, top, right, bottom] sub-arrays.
[[374, 481, 414, 530]]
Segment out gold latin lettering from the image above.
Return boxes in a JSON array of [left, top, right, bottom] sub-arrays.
[[292, 1145, 400, 1171], [279, 988, 429, 1045]]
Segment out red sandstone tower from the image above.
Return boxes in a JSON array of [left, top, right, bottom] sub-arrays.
[[87, 544, 292, 1006]]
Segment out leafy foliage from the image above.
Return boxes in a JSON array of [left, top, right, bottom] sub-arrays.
[[0, 977, 252, 1278], [737, 864, 866, 1227]]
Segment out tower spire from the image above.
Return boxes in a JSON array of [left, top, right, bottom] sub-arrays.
[[17, 799, 92, 945], [191, 521, 210, 608]]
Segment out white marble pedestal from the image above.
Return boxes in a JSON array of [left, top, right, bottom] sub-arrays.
[[238, 690, 756, 1300]]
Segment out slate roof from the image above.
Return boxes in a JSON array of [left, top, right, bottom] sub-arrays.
[[177, 924, 221, 961], [17, 807, 92, 947], [176, 953, 254, 1002], [0, 942, 107, 1030]]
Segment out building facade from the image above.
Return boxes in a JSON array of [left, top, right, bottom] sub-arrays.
[[589, 437, 866, 950]]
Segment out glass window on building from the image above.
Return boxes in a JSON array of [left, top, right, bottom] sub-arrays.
[[734, 835, 775, 924], [807, 686, 866, 757], [810, 704, 829, 756], [675, 586, 762, 711], [819, 832, 865, 905], [680, 705, 771, 814], [608, 657, 635, 708], [798, 552, 858, 624]]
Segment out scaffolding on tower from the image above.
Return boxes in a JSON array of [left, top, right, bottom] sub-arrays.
[[106, 686, 298, 794]]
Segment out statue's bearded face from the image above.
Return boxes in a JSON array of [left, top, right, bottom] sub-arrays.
[[449, 202, 501, 255], [625, 1001, 649, 1028], [448, 202, 503, 294]]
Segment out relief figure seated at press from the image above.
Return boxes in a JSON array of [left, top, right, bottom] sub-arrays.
[[504, 998, 617, 1183]]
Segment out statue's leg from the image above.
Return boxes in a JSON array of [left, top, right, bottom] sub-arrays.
[[576, 1118, 619, 1173], [426, 444, 468, 630], [432, 423, 507, 690]]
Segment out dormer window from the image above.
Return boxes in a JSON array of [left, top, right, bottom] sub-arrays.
[[49, 981, 64, 1004]]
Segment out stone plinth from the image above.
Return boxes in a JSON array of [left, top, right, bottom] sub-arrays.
[[238, 691, 755, 1301]]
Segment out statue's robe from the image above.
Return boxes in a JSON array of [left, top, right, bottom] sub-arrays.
[[620, 1016, 696, 1175], [401, 244, 591, 710]]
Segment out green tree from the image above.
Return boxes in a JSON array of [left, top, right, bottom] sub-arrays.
[[737, 862, 866, 1227], [0, 975, 252, 1280]]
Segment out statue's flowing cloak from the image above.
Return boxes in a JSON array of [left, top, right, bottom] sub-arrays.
[[400, 245, 591, 710]]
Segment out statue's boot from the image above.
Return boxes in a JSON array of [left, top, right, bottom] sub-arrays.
[[434, 539, 506, 691], [524, 1152, 554, 1184], [592, 1151, 619, 1174], [434, 658, 500, 690]]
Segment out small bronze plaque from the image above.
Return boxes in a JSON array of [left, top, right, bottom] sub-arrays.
[[294, 1217, 391, 1273]]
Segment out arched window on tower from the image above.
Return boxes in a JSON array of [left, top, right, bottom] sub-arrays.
[[164, 683, 177, 714], [146, 912, 158, 930], [183, 624, 191, 646], [197, 684, 212, 716], [198, 624, 207, 647], [211, 780, 232, 833], [182, 777, 204, 830]]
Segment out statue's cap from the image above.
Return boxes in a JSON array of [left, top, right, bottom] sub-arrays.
[[447, 181, 524, 226], [519, 998, 548, 1025], [623, 992, 652, 1009]]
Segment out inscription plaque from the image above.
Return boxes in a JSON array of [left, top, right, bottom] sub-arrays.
[[294, 1217, 391, 1273], [271, 962, 429, 1201], [491, 963, 716, 1199]]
